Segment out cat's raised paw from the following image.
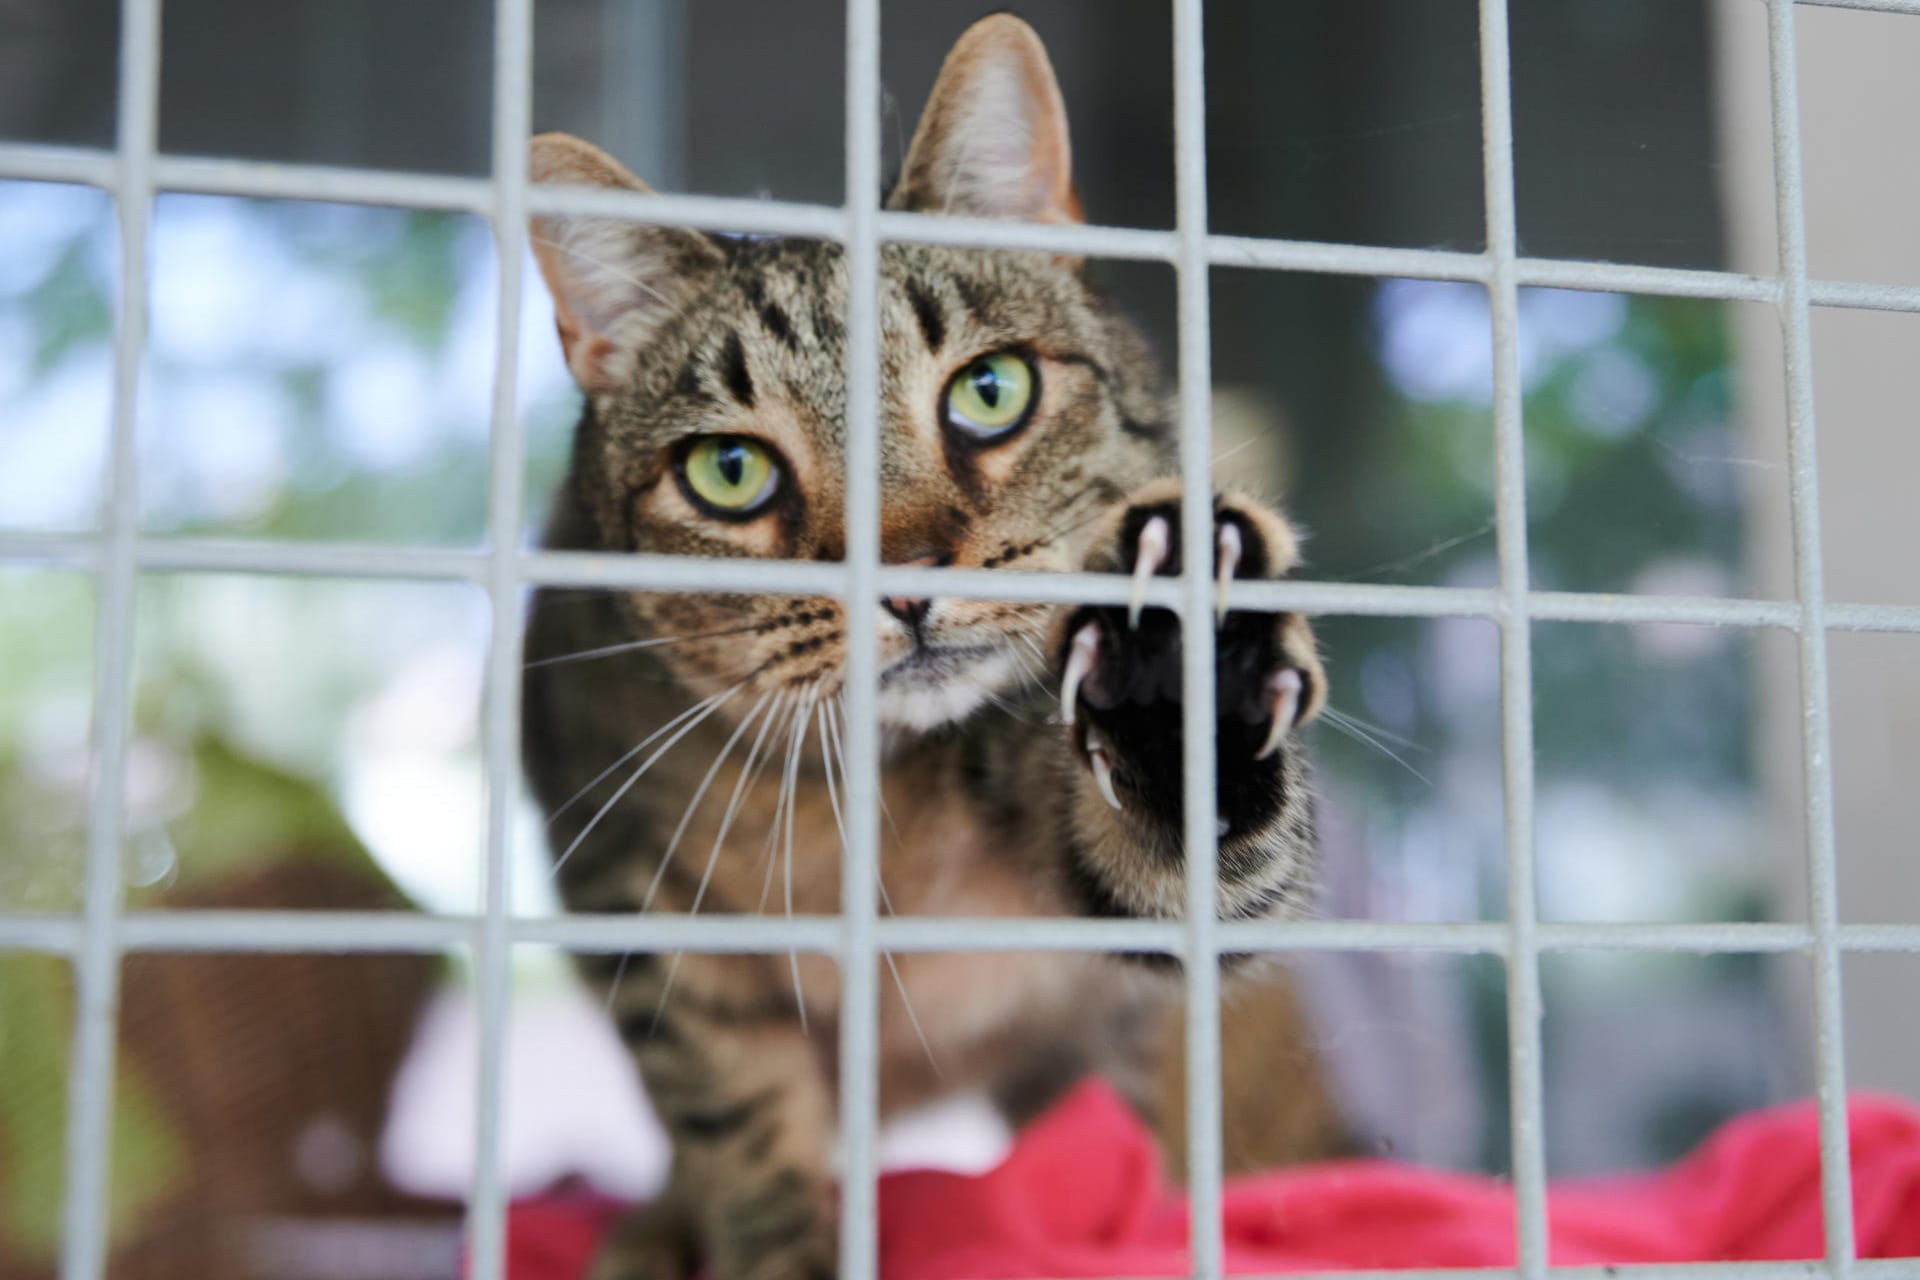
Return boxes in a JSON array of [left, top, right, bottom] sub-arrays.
[[1057, 484, 1324, 833]]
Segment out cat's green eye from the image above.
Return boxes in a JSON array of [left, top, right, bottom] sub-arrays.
[[679, 435, 780, 517], [944, 351, 1037, 441]]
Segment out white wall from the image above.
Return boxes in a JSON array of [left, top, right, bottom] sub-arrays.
[[1713, 0, 1920, 1102]]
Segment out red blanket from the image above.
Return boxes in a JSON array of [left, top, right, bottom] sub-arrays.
[[504, 1084, 1920, 1278]]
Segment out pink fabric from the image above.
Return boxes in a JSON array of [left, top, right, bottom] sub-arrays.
[[501, 1084, 1920, 1279]]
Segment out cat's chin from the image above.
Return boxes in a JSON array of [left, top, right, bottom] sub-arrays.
[[875, 648, 1024, 732]]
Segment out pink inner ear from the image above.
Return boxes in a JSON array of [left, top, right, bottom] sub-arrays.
[[947, 50, 1078, 225], [896, 16, 1082, 225], [1006, 52, 1079, 224]]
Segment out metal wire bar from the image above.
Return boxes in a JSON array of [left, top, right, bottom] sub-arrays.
[[1478, 2, 1551, 1276], [1169, 2, 1226, 1273], [143, 539, 493, 581], [838, 2, 884, 1278], [17, 526, 1920, 636], [0, 143, 118, 187], [0, 531, 98, 570], [1211, 232, 1486, 282], [11, 142, 1920, 315], [1528, 592, 1799, 629], [463, 0, 533, 1272], [9, 1, 1917, 1275], [1821, 603, 1920, 635], [1516, 257, 1781, 302], [873, 207, 1173, 261], [12, 912, 1920, 958], [1766, 1, 1857, 1270], [57, 0, 157, 1275], [1797, 0, 1920, 14], [160, 154, 489, 214], [0, 916, 83, 952], [1807, 280, 1920, 313], [530, 182, 849, 240], [1841, 922, 1920, 951]]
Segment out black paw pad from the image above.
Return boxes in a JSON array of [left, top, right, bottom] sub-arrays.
[[1058, 503, 1312, 837]]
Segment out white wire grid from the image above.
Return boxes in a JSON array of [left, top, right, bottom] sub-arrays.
[[4, 0, 1920, 1278]]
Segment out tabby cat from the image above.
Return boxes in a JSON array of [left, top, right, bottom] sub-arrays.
[[522, 15, 1335, 1280]]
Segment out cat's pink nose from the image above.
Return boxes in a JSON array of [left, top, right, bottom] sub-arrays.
[[880, 553, 944, 634]]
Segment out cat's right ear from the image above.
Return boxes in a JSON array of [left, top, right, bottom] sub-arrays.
[[528, 133, 724, 395], [888, 14, 1080, 224]]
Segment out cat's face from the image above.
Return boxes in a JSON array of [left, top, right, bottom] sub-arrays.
[[532, 20, 1170, 729]]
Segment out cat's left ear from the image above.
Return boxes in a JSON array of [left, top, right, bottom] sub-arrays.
[[887, 14, 1081, 224], [528, 133, 725, 395]]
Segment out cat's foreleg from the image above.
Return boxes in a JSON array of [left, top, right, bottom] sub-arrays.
[[581, 951, 837, 1280], [1048, 477, 1326, 925]]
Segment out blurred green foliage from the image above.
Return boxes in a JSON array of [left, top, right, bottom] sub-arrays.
[[1301, 290, 1762, 865]]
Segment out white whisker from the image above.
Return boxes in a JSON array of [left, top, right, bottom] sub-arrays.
[[639, 688, 776, 911], [525, 621, 768, 671], [821, 705, 940, 1076], [649, 952, 685, 1038], [707, 692, 793, 918], [601, 952, 632, 1016], [1348, 518, 1497, 580], [1016, 631, 1049, 669], [1210, 435, 1262, 467], [817, 708, 846, 857], [969, 672, 1032, 722], [649, 690, 793, 1035], [781, 687, 819, 1033], [756, 702, 800, 914], [547, 683, 737, 826], [876, 901, 940, 1076], [550, 683, 746, 877], [1321, 704, 1426, 752], [827, 697, 904, 846], [1317, 708, 1432, 786]]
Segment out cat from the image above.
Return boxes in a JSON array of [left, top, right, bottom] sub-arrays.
[[521, 15, 1337, 1280]]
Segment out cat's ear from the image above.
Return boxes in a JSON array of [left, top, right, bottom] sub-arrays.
[[528, 133, 725, 394], [888, 15, 1081, 224]]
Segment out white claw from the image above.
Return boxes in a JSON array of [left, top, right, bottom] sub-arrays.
[[1215, 521, 1242, 625], [1085, 726, 1123, 810], [1060, 622, 1101, 726], [1255, 668, 1304, 761], [1128, 515, 1170, 629]]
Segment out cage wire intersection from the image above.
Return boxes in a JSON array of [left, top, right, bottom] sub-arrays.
[[3, 0, 1920, 1278]]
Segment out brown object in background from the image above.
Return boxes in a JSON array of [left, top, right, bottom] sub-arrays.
[[99, 858, 454, 1280]]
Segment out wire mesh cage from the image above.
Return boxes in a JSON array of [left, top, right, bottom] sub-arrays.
[[4, 0, 1920, 1278]]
